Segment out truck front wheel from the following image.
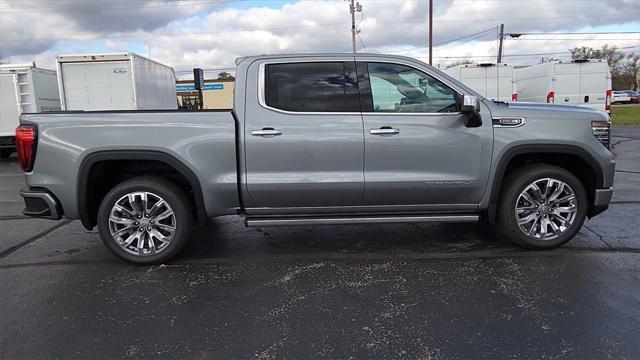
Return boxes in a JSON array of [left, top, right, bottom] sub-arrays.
[[497, 164, 588, 249], [97, 176, 194, 264]]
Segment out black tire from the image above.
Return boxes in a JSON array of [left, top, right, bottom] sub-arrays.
[[97, 176, 194, 264], [497, 164, 588, 249]]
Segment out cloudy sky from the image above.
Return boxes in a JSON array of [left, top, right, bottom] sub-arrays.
[[1, 0, 638, 78]]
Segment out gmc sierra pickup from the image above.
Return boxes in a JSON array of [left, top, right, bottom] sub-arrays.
[[17, 53, 615, 264]]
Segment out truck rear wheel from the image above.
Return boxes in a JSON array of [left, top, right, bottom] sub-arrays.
[[97, 176, 194, 264], [497, 164, 587, 249]]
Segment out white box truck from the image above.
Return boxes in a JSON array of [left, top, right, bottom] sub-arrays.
[[1, 63, 60, 158], [56, 53, 177, 111], [514, 59, 612, 113], [444, 63, 516, 102]]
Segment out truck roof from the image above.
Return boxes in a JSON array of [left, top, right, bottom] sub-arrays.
[[235, 52, 423, 66]]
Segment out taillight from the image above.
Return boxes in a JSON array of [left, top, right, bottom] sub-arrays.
[[546, 91, 555, 103], [512, 93, 518, 101], [605, 89, 612, 111], [592, 121, 611, 149], [15, 125, 37, 172]]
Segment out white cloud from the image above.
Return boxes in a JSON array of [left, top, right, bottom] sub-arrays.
[[1, 0, 638, 76]]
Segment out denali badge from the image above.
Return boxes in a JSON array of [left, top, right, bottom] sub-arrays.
[[425, 180, 473, 186]]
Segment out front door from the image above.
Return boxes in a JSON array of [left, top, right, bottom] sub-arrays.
[[358, 61, 492, 207], [243, 60, 365, 209]]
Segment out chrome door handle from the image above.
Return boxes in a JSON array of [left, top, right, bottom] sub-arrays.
[[370, 127, 399, 135], [251, 128, 282, 136]]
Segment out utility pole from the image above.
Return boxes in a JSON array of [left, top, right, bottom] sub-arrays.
[[349, 0, 362, 54], [497, 23, 504, 63], [428, 0, 433, 65]]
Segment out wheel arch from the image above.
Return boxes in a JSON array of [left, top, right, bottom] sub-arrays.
[[486, 144, 604, 223], [77, 150, 207, 230]]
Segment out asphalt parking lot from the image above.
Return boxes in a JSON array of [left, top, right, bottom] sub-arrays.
[[1, 127, 639, 359]]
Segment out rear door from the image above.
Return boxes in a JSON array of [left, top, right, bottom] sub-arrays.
[[485, 66, 499, 100], [243, 60, 365, 209], [552, 63, 580, 106], [579, 62, 608, 111], [60, 61, 135, 110], [0, 74, 20, 137], [495, 66, 514, 102], [359, 61, 492, 207], [460, 66, 488, 99]]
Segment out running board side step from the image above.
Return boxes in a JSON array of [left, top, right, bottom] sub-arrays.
[[245, 214, 479, 227]]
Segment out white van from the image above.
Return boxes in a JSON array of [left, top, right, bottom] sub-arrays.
[[444, 63, 516, 102], [514, 59, 612, 113], [0, 63, 60, 158], [56, 53, 177, 111]]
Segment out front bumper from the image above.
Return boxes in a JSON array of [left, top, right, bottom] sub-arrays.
[[589, 187, 614, 218], [20, 188, 62, 220]]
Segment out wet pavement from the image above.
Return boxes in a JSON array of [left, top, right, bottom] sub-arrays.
[[1, 126, 639, 359]]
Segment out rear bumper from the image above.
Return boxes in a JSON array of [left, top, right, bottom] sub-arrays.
[[589, 187, 614, 218], [0, 136, 16, 149], [20, 187, 62, 220]]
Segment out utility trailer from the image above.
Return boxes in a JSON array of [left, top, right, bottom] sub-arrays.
[[444, 63, 516, 102], [514, 59, 612, 114], [56, 53, 177, 111], [0, 63, 60, 158]]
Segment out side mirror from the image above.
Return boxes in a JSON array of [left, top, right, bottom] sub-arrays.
[[461, 95, 482, 128]]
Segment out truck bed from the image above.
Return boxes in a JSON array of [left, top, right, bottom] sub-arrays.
[[20, 110, 240, 220]]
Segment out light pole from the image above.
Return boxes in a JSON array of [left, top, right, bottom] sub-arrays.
[[428, 0, 433, 65], [349, 0, 362, 54]]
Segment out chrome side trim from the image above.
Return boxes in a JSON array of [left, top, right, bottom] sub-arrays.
[[243, 203, 479, 215], [245, 214, 479, 227]]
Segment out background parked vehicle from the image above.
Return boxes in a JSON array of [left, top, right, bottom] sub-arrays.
[[623, 90, 640, 103], [444, 63, 516, 102], [17, 53, 615, 264], [0, 63, 60, 158], [515, 59, 612, 113], [611, 90, 632, 104], [56, 52, 177, 111]]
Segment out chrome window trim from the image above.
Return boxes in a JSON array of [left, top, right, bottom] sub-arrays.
[[257, 58, 466, 116], [258, 60, 359, 116]]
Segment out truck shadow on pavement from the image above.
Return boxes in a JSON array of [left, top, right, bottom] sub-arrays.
[[180, 217, 515, 262]]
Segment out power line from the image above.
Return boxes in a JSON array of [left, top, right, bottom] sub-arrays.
[[508, 38, 640, 41], [357, 33, 368, 53], [385, 26, 497, 54], [171, 45, 640, 73], [424, 45, 640, 59], [509, 31, 640, 35]]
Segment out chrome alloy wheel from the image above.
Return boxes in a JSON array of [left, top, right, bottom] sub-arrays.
[[514, 178, 578, 240], [108, 191, 176, 256]]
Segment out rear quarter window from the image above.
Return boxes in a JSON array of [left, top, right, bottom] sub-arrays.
[[265, 62, 358, 112]]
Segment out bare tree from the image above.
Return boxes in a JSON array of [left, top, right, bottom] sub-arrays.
[[570, 45, 625, 72], [570, 45, 637, 90], [621, 53, 640, 90], [217, 71, 234, 80]]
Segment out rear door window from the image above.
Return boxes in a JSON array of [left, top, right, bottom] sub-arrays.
[[265, 62, 359, 112]]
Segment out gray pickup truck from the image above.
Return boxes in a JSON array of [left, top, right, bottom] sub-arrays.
[[17, 53, 615, 264]]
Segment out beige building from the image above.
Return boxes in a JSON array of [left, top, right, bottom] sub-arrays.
[[176, 78, 234, 110]]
